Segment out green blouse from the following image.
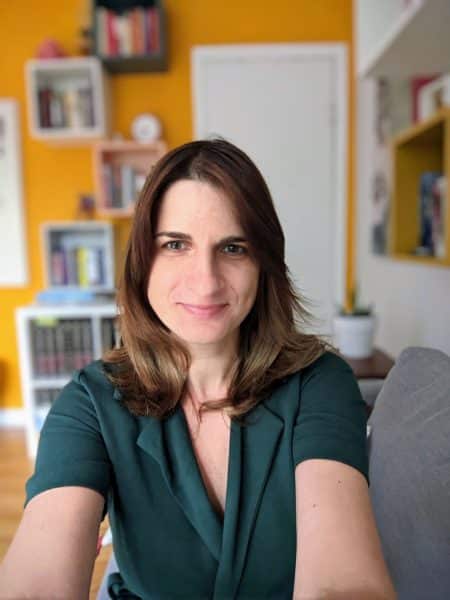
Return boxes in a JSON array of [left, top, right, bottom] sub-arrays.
[[25, 351, 368, 599]]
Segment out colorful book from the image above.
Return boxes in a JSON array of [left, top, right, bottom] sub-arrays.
[[418, 172, 442, 254], [106, 9, 119, 56], [432, 176, 446, 258]]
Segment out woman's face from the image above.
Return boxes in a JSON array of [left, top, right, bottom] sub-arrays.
[[147, 179, 259, 352]]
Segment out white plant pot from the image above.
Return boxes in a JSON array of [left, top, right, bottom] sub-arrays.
[[332, 313, 377, 359]]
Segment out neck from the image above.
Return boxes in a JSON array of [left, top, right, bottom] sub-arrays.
[[185, 339, 239, 406]]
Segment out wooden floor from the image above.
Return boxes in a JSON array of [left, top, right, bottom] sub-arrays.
[[0, 428, 112, 599]]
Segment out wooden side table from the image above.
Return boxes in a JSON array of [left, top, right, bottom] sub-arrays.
[[342, 348, 395, 416], [343, 348, 395, 380]]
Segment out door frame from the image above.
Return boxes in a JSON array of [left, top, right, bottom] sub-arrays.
[[191, 43, 348, 310]]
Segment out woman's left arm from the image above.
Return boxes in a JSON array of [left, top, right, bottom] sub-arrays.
[[293, 458, 397, 600]]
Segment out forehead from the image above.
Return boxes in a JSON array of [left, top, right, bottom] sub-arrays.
[[155, 179, 242, 231]]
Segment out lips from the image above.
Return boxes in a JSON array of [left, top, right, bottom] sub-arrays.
[[180, 303, 227, 318]]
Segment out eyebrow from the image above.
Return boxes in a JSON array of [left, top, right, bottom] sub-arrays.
[[154, 231, 248, 245]]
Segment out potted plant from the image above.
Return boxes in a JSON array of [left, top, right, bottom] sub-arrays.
[[332, 284, 376, 359]]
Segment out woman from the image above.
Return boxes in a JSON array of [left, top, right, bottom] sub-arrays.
[[0, 138, 396, 599]]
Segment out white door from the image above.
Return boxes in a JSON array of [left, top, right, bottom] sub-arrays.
[[191, 44, 347, 336]]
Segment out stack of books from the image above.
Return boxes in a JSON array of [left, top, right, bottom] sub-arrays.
[[96, 5, 161, 57], [50, 244, 105, 287], [415, 172, 446, 258], [31, 317, 117, 378], [32, 318, 94, 377], [102, 163, 146, 209], [38, 79, 94, 129]]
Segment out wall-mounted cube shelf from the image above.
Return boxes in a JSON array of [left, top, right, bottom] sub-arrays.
[[390, 108, 449, 267], [25, 57, 111, 143], [93, 139, 167, 217], [93, 1, 168, 74], [41, 221, 116, 291]]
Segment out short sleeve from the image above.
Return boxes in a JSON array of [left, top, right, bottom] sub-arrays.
[[293, 352, 369, 484], [25, 368, 112, 519]]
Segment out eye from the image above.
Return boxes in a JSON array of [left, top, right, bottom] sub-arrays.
[[163, 240, 186, 251], [222, 244, 247, 255]]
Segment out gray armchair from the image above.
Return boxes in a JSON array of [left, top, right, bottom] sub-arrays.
[[368, 346, 450, 599]]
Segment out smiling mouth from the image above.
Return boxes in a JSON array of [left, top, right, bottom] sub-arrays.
[[180, 303, 228, 318]]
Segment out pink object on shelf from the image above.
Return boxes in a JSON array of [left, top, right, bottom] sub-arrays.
[[411, 75, 440, 122], [35, 38, 67, 59]]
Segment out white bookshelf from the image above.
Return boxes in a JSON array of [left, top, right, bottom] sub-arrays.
[[41, 221, 116, 292], [25, 57, 111, 142], [16, 303, 118, 459], [356, 0, 450, 79]]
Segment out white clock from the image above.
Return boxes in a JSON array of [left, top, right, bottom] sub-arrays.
[[131, 113, 162, 143]]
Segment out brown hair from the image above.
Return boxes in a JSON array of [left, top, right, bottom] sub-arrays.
[[104, 137, 336, 419]]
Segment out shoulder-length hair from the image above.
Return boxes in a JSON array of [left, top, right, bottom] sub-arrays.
[[104, 137, 336, 419]]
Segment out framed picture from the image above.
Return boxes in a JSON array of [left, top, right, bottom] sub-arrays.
[[0, 99, 28, 286]]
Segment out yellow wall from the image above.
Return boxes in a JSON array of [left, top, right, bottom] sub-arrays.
[[0, 0, 354, 409]]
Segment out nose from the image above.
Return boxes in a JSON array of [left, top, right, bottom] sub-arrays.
[[185, 250, 225, 298]]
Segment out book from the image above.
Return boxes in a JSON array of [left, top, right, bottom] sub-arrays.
[[86, 246, 103, 286], [77, 86, 95, 127], [96, 6, 108, 55], [102, 163, 113, 208], [149, 7, 160, 52], [121, 164, 135, 208], [50, 248, 67, 285], [130, 7, 141, 55], [38, 87, 52, 128], [106, 9, 119, 56], [432, 176, 446, 258], [418, 172, 442, 255], [49, 90, 65, 128], [115, 13, 132, 56], [77, 247, 90, 287]]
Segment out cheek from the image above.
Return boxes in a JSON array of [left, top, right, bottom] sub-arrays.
[[238, 265, 259, 304], [147, 260, 177, 298]]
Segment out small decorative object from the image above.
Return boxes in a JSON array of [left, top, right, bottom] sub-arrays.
[[131, 113, 162, 143], [410, 75, 439, 123], [35, 38, 67, 59], [333, 285, 376, 359], [76, 193, 96, 219], [418, 74, 450, 122]]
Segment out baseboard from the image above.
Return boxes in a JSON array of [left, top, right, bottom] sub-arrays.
[[0, 408, 25, 427]]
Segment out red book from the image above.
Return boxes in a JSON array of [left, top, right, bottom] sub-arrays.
[[130, 8, 140, 55], [106, 9, 119, 56], [38, 87, 52, 128], [148, 7, 160, 52]]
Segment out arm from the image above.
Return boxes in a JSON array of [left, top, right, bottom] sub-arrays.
[[292, 458, 396, 600], [0, 486, 104, 599]]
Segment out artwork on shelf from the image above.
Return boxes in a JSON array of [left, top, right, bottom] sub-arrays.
[[371, 79, 392, 256], [0, 99, 28, 286]]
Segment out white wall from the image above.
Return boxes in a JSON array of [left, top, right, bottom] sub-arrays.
[[356, 78, 450, 359], [355, 0, 406, 75]]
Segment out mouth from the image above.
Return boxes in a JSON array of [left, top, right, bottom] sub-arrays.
[[179, 303, 228, 318]]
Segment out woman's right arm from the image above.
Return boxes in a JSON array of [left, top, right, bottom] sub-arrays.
[[0, 485, 104, 599]]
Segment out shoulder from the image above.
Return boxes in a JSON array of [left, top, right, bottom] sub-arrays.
[[299, 350, 361, 411], [75, 359, 116, 393], [300, 350, 353, 386], [52, 360, 118, 418], [293, 350, 369, 482]]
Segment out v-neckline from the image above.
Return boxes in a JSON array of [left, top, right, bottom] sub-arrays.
[[177, 403, 237, 525]]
